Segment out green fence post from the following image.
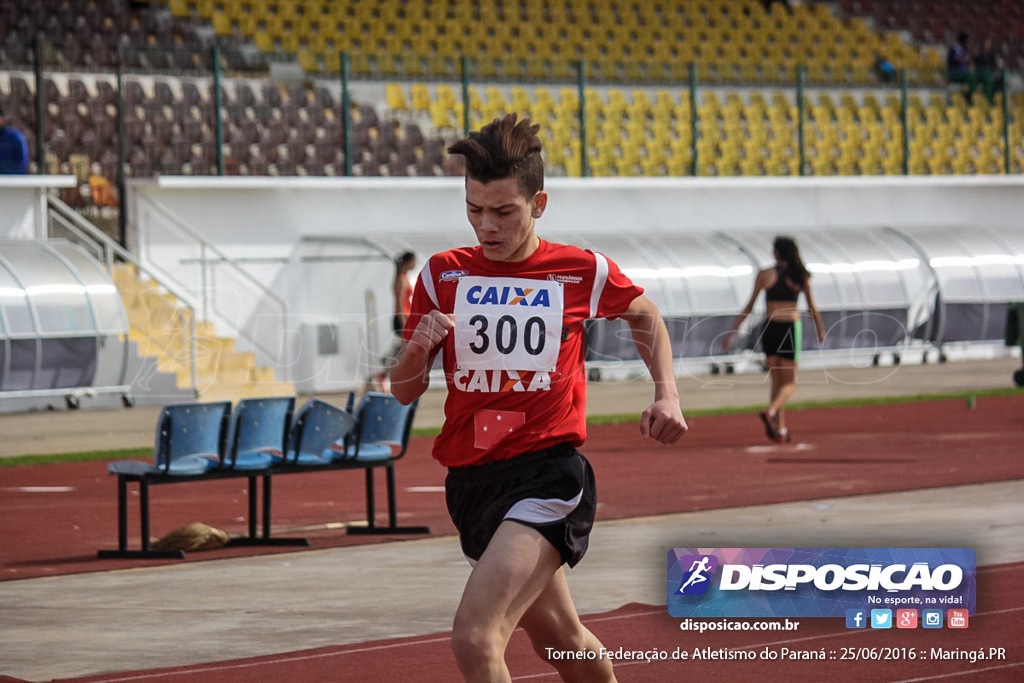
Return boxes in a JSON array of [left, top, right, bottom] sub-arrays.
[[116, 47, 127, 247], [33, 34, 44, 173], [797, 65, 806, 176], [213, 46, 224, 176], [1002, 69, 1011, 174], [461, 55, 470, 136], [341, 52, 352, 176], [689, 63, 698, 176], [578, 60, 587, 177], [901, 68, 910, 175]]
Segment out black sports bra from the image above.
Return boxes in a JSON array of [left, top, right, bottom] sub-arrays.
[[765, 266, 801, 302]]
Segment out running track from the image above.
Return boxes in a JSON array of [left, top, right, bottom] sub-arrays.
[[2, 395, 1022, 681], [33, 563, 1024, 682]]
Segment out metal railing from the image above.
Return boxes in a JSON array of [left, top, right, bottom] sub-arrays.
[[46, 194, 200, 394], [132, 191, 292, 381]]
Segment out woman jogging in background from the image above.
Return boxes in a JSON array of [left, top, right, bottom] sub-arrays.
[[723, 236, 825, 443]]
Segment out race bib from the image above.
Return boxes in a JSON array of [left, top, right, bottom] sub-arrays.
[[454, 276, 564, 372]]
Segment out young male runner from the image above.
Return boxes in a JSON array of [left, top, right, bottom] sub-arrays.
[[390, 114, 687, 682]]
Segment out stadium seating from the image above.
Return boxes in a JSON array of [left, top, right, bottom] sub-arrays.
[[1, 0, 1021, 192], [840, 0, 1024, 77], [0, 0, 998, 84]]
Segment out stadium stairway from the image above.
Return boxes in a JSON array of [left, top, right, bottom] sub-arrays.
[[112, 264, 294, 403]]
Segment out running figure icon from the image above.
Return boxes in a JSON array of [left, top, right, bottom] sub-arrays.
[[679, 556, 712, 593]]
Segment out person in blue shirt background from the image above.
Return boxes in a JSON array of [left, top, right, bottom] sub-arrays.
[[0, 106, 30, 174], [946, 32, 979, 103]]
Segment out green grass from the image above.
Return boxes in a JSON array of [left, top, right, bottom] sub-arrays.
[[3, 386, 1019, 467], [583, 386, 1021, 426], [2, 447, 152, 468]]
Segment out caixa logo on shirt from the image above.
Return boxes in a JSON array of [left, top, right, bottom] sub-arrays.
[[465, 284, 553, 307], [667, 548, 976, 619], [453, 369, 552, 393]]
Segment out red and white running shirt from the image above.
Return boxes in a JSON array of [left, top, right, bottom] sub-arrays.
[[405, 239, 643, 467]]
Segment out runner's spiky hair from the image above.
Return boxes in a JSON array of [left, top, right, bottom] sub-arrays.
[[447, 113, 544, 197]]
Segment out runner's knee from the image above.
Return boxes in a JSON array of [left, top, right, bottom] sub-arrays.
[[451, 621, 504, 674], [524, 614, 588, 657]]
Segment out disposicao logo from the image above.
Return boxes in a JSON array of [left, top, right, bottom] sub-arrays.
[[675, 555, 718, 596], [667, 548, 976, 619]]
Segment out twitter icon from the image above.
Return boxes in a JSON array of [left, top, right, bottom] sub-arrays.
[[871, 609, 893, 629]]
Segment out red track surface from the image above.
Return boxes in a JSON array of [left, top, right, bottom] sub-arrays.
[[2, 396, 1022, 581], [2, 396, 1023, 682], [43, 563, 1024, 682]]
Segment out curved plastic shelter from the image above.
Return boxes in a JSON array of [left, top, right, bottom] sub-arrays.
[[360, 222, 1024, 378], [895, 226, 1024, 347], [543, 229, 936, 367], [0, 239, 130, 408], [719, 229, 939, 361], [567, 232, 754, 363]]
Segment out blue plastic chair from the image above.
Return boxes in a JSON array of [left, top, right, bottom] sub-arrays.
[[220, 396, 295, 470], [342, 393, 428, 535], [100, 401, 232, 559], [281, 398, 358, 466], [109, 401, 232, 477], [346, 392, 417, 462]]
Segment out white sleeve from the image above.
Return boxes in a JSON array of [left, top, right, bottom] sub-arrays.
[[589, 251, 609, 318], [420, 259, 439, 308]]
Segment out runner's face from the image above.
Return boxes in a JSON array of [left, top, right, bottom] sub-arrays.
[[465, 176, 546, 262]]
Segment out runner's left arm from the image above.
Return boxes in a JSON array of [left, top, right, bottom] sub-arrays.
[[803, 281, 827, 344], [619, 295, 688, 444]]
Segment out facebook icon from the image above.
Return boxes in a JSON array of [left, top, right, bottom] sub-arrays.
[[846, 609, 867, 629]]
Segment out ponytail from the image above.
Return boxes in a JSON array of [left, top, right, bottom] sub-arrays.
[[773, 236, 809, 287], [394, 250, 415, 277]]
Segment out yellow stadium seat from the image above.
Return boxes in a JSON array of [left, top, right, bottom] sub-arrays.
[[410, 83, 430, 112], [385, 83, 407, 111], [211, 11, 233, 36], [168, 0, 190, 18], [297, 49, 319, 72]]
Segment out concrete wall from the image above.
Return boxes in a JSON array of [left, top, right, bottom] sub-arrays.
[[128, 175, 1024, 391], [0, 176, 76, 239]]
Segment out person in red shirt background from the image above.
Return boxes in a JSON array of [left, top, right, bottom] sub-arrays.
[[376, 250, 418, 391], [392, 250, 417, 335], [391, 113, 687, 682]]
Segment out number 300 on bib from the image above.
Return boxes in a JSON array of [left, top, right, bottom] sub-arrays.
[[453, 276, 564, 373]]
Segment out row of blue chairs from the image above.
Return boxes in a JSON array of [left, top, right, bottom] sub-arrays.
[[98, 393, 430, 559]]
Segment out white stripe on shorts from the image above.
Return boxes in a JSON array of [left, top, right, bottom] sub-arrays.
[[504, 490, 583, 525]]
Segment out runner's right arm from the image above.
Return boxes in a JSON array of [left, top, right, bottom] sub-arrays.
[[390, 310, 454, 405]]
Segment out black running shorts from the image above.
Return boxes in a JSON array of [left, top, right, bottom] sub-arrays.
[[445, 443, 597, 568], [760, 319, 802, 361]]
